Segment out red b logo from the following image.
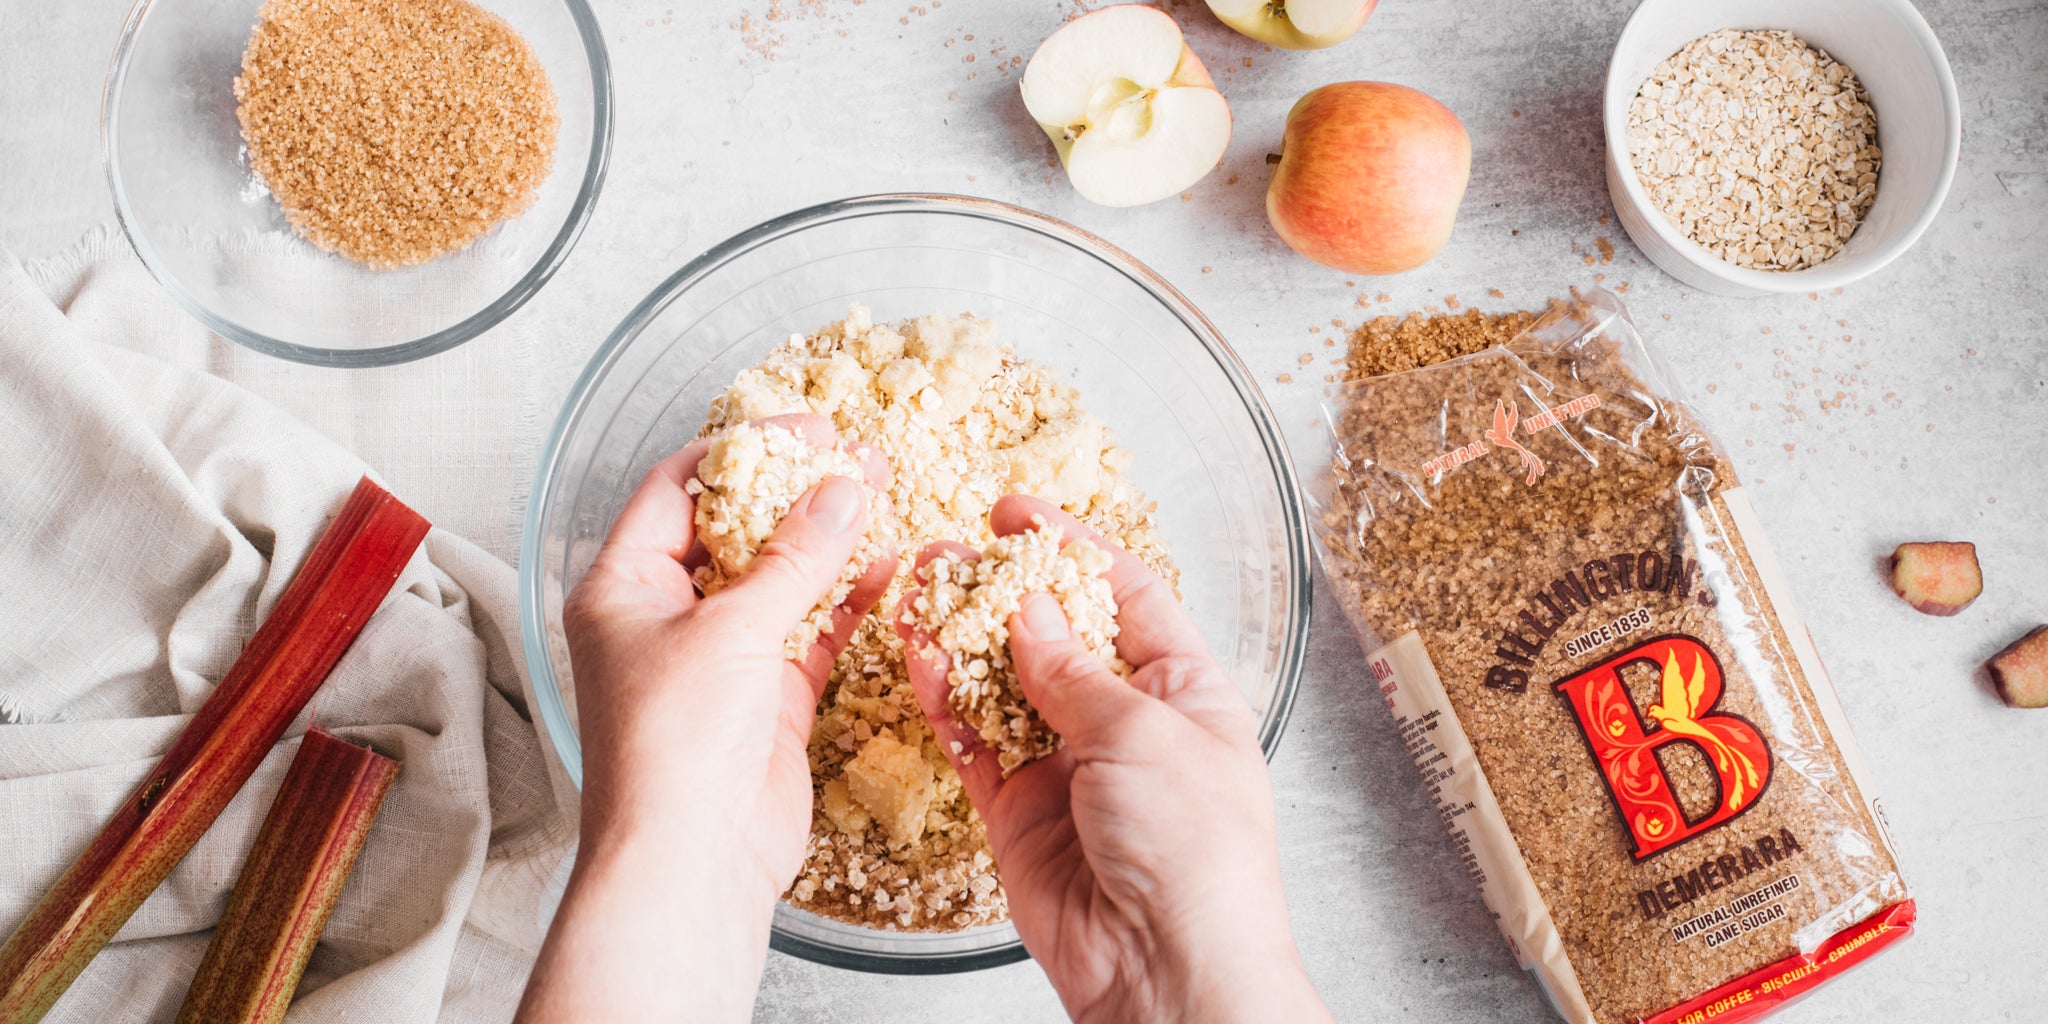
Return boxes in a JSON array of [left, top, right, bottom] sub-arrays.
[[1555, 635, 1771, 860]]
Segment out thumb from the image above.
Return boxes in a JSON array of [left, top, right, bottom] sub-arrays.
[[716, 475, 869, 630], [1008, 593, 1151, 756]]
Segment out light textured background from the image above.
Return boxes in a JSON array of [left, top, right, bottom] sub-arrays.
[[3, 0, 2045, 1021]]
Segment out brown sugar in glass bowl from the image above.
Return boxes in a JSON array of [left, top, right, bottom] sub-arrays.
[[234, 0, 561, 269], [102, 0, 610, 365]]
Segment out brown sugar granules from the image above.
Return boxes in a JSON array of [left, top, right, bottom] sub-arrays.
[[234, 0, 560, 268], [1319, 293, 1910, 1023], [1343, 307, 1542, 380]]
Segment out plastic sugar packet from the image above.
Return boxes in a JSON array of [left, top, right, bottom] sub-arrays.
[[1314, 291, 1912, 1024]]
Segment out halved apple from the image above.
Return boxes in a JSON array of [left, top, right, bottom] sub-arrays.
[[1206, 0, 1377, 50], [1020, 5, 1231, 208]]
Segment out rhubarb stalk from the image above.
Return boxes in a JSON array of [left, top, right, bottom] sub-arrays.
[[0, 477, 428, 1024], [175, 728, 398, 1024]]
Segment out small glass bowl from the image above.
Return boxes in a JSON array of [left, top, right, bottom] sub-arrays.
[[519, 195, 1313, 973], [101, 0, 612, 366]]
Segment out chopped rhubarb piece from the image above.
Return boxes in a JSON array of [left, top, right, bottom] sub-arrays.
[[1990, 626, 2048, 709], [1889, 541, 1982, 616], [0, 477, 427, 1024], [174, 728, 398, 1024]]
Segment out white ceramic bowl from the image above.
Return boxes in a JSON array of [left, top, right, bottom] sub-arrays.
[[1603, 0, 1960, 297]]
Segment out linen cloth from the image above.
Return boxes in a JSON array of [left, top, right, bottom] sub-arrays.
[[0, 236, 576, 1023]]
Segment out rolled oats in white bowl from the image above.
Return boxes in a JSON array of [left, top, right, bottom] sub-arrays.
[[1603, 0, 1960, 296]]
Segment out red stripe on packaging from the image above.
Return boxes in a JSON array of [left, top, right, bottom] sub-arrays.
[[1642, 901, 1916, 1024]]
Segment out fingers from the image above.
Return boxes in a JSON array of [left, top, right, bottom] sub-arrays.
[[602, 439, 712, 565], [578, 440, 715, 613], [601, 415, 843, 567], [697, 414, 894, 643], [914, 540, 979, 573], [990, 494, 1209, 668], [716, 475, 872, 629], [892, 589, 1008, 809], [794, 553, 898, 696], [757, 412, 838, 450], [848, 440, 891, 493], [754, 413, 892, 494], [1006, 593, 1155, 758]]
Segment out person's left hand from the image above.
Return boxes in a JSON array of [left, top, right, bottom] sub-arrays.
[[517, 415, 894, 1024]]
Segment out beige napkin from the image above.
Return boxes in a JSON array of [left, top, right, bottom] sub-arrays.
[[0, 239, 574, 1023]]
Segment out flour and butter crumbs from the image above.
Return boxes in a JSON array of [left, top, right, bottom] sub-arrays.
[[693, 307, 1174, 930]]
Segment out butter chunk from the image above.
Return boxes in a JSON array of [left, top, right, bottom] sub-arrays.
[[820, 777, 872, 835], [877, 357, 937, 405], [999, 414, 1105, 511], [906, 314, 1004, 418], [843, 731, 937, 849]]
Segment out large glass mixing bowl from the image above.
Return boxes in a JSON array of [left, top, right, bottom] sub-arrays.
[[519, 194, 1310, 973]]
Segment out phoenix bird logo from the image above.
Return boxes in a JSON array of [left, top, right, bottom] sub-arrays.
[[1644, 649, 1764, 814], [1484, 399, 1545, 485], [1557, 636, 1774, 858]]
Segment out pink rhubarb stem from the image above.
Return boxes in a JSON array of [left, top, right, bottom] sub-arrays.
[[0, 477, 428, 1024], [174, 727, 399, 1024]]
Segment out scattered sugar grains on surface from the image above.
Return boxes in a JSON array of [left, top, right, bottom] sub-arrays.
[[701, 306, 1175, 930], [913, 517, 1126, 776], [688, 422, 897, 659], [1627, 29, 1879, 271], [234, 0, 559, 268]]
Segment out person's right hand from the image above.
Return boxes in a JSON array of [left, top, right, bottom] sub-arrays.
[[895, 495, 1332, 1024]]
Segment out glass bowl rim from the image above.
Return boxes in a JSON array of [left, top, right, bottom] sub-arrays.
[[99, 0, 616, 368], [516, 192, 1313, 973]]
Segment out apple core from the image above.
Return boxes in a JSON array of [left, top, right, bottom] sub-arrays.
[[1082, 79, 1157, 143]]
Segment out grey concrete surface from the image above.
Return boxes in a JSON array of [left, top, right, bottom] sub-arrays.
[[4, 1, 2045, 1021]]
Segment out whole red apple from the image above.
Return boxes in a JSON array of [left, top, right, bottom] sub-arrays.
[[1266, 82, 1470, 275]]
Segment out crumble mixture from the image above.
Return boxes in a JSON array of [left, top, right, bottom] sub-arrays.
[[693, 306, 1174, 930], [911, 517, 1127, 776], [685, 422, 896, 659]]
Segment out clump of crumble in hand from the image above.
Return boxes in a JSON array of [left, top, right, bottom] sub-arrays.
[[686, 422, 895, 659], [699, 305, 1174, 931], [913, 517, 1128, 775]]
